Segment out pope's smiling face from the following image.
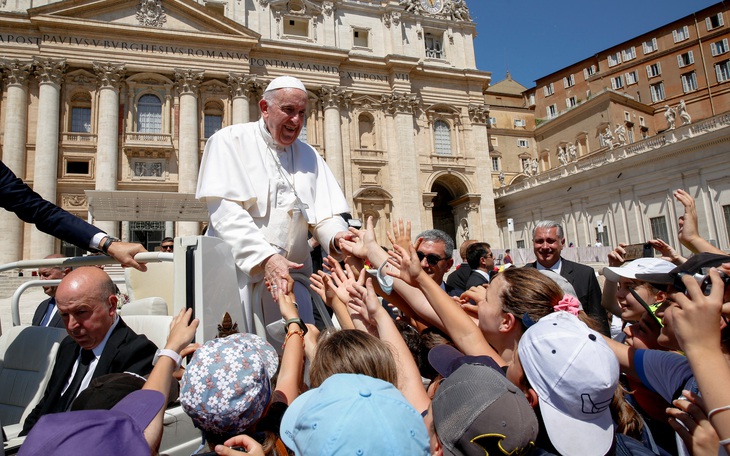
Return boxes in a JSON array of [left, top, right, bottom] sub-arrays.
[[260, 88, 308, 147]]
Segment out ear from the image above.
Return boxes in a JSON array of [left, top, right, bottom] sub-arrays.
[[654, 290, 667, 303], [108, 294, 118, 314], [433, 437, 443, 456], [561, 237, 566, 246], [500, 311, 517, 332], [445, 258, 454, 270], [259, 98, 269, 114], [526, 388, 540, 408], [62, 267, 72, 275]]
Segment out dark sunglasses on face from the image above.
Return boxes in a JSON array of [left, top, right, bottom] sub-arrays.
[[417, 251, 447, 266], [160, 245, 174, 251]]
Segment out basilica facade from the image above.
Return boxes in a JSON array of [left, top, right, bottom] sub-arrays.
[[0, 0, 495, 262]]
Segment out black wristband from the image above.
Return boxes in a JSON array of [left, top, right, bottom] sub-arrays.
[[101, 236, 120, 254], [285, 318, 308, 335]]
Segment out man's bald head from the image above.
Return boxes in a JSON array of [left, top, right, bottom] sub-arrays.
[[55, 267, 118, 350]]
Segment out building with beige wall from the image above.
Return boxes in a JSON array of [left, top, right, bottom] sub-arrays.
[[0, 0, 497, 263], [494, 2, 730, 257]]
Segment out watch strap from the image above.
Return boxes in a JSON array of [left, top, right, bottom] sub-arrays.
[[100, 236, 120, 254], [285, 318, 308, 336]]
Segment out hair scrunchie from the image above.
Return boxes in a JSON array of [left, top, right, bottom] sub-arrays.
[[554, 294, 580, 316]]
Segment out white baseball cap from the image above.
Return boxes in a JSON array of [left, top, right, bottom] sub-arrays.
[[518, 311, 619, 456], [602, 257, 674, 282]]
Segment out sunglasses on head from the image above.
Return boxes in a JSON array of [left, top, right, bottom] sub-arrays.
[[417, 251, 447, 266]]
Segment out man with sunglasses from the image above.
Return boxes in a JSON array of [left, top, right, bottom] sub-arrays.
[[416, 229, 462, 297], [159, 237, 174, 252], [196, 76, 350, 332]]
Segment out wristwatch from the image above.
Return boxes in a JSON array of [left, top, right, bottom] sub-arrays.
[[99, 236, 121, 254], [152, 348, 183, 370], [285, 318, 308, 336]]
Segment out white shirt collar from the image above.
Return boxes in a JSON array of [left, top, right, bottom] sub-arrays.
[[536, 257, 562, 274]]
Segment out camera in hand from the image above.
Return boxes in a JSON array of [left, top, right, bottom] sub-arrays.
[[623, 243, 654, 261]]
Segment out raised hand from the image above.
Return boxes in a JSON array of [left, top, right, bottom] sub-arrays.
[[386, 240, 425, 287], [648, 238, 685, 265], [339, 216, 378, 260]]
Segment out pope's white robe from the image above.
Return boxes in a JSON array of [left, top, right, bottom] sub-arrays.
[[196, 119, 349, 331]]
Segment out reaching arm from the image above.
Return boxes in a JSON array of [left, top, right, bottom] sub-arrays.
[[274, 288, 305, 403], [388, 240, 504, 365], [143, 308, 199, 453], [348, 277, 431, 413], [675, 189, 725, 255]]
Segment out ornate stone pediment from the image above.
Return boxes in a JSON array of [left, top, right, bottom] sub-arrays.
[[268, 0, 322, 16], [27, 0, 260, 42]]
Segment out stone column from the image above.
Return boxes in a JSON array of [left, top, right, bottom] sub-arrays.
[[30, 58, 66, 258], [0, 60, 32, 263], [93, 62, 125, 237], [165, 221, 174, 238], [382, 92, 421, 227], [468, 104, 499, 245], [319, 86, 349, 188], [228, 73, 261, 125], [175, 68, 204, 236]]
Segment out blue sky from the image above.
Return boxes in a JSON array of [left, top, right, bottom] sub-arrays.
[[468, 0, 721, 88]]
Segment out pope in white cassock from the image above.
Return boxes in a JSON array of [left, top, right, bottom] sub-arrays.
[[196, 76, 350, 333]]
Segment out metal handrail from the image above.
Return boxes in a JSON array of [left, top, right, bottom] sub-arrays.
[[1, 252, 173, 331]]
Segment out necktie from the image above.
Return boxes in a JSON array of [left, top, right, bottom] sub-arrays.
[[58, 349, 95, 411], [39, 300, 55, 327]]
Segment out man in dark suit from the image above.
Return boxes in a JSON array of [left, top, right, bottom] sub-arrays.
[[446, 240, 476, 292], [31, 254, 70, 328], [464, 242, 494, 290], [524, 220, 609, 335], [21, 267, 157, 435], [0, 160, 147, 270]]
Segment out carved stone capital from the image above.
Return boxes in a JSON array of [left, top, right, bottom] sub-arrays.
[[258, 0, 269, 6], [319, 86, 351, 110], [468, 104, 490, 124], [1, 59, 32, 86], [174, 68, 204, 95], [228, 73, 263, 98], [34, 58, 66, 85], [381, 92, 420, 115], [93, 62, 126, 89], [137, 0, 167, 27]]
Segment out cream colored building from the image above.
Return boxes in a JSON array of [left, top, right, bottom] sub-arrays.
[[0, 0, 497, 263], [493, 2, 730, 257]]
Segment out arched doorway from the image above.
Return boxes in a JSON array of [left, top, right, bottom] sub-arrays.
[[431, 182, 456, 241]]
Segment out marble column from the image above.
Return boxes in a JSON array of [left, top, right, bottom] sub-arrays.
[[382, 92, 421, 228], [30, 58, 66, 259], [0, 60, 32, 263], [468, 104, 499, 245], [319, 86, 349, 188], [93, 62, 125, 237], [175, 68, 204, 236], [228, 73, 261, 125]]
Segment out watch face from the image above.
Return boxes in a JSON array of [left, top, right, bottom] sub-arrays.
[[420, 0, 443, 14]]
